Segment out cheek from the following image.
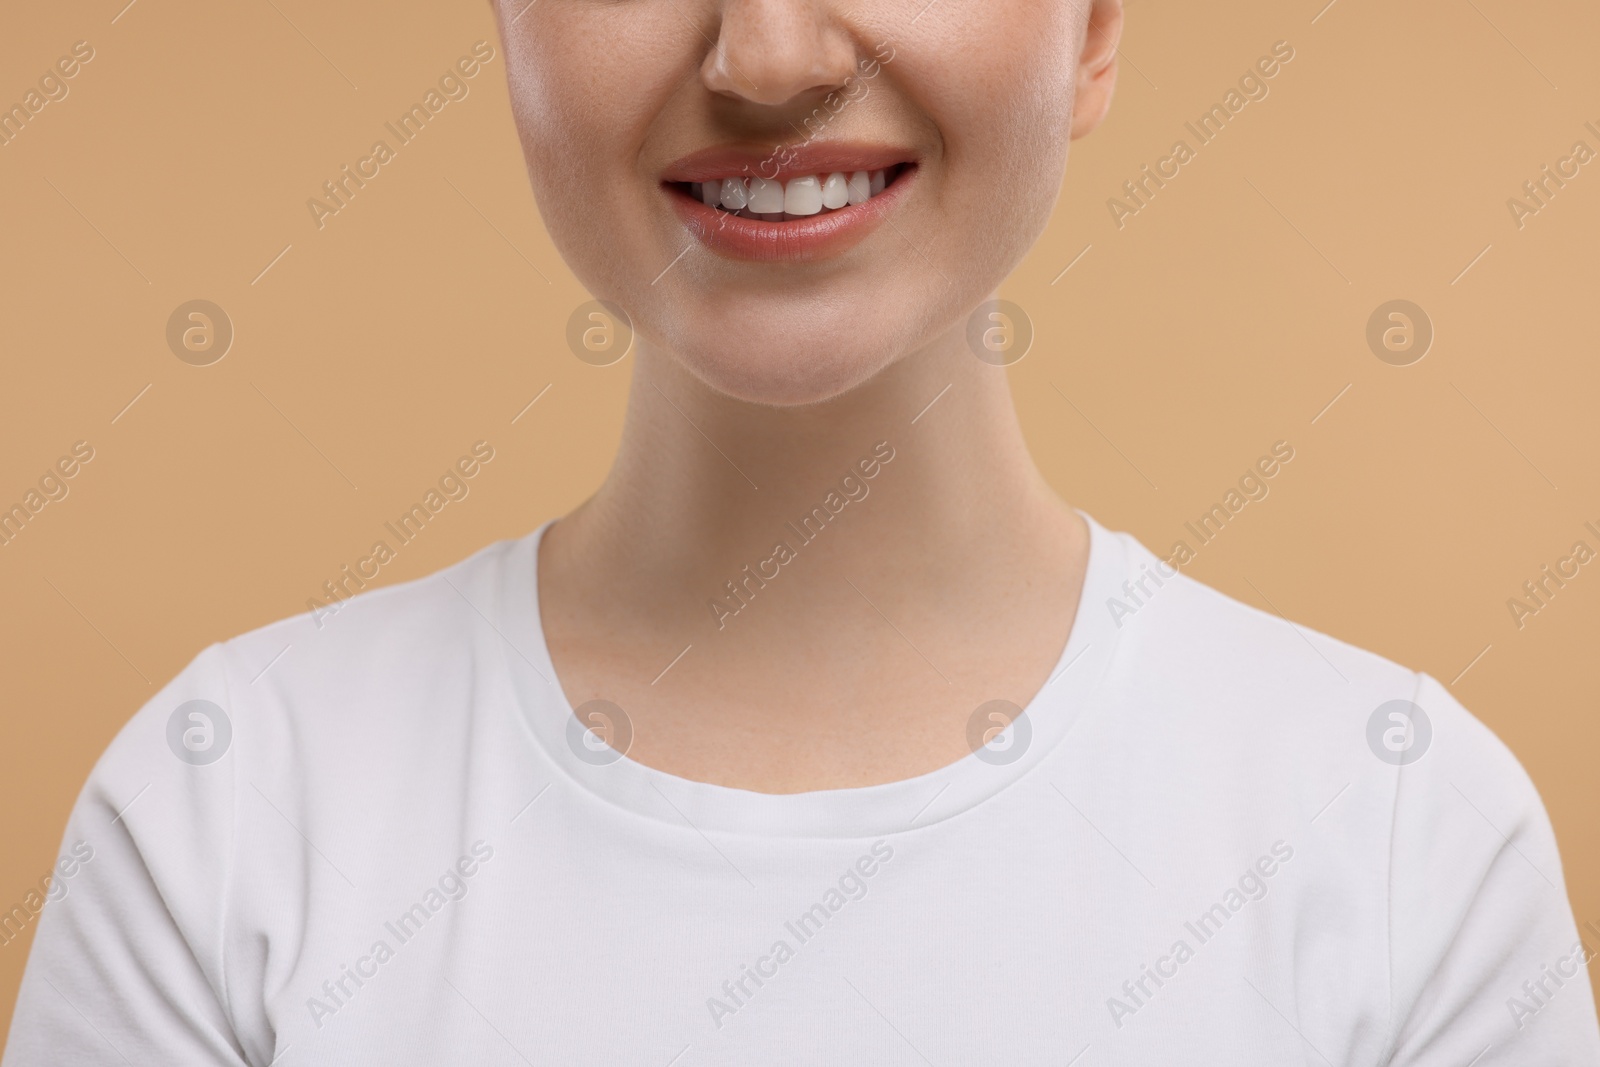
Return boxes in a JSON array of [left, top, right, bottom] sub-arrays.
[[509, 14, 656, 193], [510, 44, 617, 187], [926, 0, 1081, 116], [913, 5, 1081, 235], [507, 9, 696, 284]]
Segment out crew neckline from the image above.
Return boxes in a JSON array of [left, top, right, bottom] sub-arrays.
[[495, 512, 1130, 840]]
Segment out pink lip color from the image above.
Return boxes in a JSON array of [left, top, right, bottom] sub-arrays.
[[661, 142, 919, 263]]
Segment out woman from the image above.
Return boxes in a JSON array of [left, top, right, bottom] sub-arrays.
[[6, 0, 1597, 1062]]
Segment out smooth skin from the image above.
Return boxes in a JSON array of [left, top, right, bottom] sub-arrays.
[[496, 0, 1123, 792]]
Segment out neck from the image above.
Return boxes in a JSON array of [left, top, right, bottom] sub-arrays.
[[554, 320, 1075, 619], [538, 321, 1091, 790]]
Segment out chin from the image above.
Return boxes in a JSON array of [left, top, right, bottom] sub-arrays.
[[652, 300, 926, 408]]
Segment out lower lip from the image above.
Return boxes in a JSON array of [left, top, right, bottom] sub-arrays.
[[666, 166, 917, 264]]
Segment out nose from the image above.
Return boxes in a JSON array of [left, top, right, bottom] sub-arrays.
[[701, 0, 861, 107]]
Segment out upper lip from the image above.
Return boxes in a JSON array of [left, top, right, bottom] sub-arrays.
[[661, 141, 918, 184]]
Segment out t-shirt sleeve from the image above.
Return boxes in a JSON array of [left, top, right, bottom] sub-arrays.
[[1384, 672, 1600, 1065], [1, 643, 258, 1066]]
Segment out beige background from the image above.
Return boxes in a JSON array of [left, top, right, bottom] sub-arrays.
[[1, 0, 1596, 1036]]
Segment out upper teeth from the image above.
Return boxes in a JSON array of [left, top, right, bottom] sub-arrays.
[[691, 169, 891, 218]]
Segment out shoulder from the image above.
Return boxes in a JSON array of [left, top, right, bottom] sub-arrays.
[[1085, 523, 1548, 865], [1084, 524, 1594, 1054], [1100, 527, 1419, 706], [1100, 527, 1514, 763], [218, 532, 534, 709], [16, 534, 542, 1060], [76, 531, 539, 837]]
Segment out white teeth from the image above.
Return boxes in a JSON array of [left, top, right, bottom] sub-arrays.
[[719, 177, 749, 211], [784, 175, 823, 216], [692, 167, 898, 218], [821, 172, 849, 209], [746, 176, 784, 214], [847, 171, 871, 205]]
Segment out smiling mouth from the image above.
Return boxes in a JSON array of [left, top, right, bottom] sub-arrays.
[[669, 164, 912, 222]]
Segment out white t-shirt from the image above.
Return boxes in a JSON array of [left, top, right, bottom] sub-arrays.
[[5, 515, 1597, 1065]]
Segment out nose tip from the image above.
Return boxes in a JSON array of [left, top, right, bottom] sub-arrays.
[[701, 0, 861, 108]]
